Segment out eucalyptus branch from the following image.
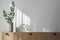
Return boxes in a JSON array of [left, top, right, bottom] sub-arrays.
[[3, 1, 15, 23]]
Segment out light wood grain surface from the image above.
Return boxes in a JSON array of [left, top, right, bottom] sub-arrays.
[[0, 32, 60, 40]]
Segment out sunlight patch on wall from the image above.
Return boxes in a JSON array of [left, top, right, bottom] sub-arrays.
[[16, 9, 31, 27], [43, 27, 50, 32], [15, 9, 31, 32], [16, 9, 22, 27], [23, 13, 30, 26]]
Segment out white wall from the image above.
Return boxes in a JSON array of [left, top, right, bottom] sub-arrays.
[[0, 0, 11, 32], [14, 0, 60, 32], [0, 0, 60, 32]]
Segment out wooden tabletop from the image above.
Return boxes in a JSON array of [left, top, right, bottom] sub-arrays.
[[0, 32, 60, 40]]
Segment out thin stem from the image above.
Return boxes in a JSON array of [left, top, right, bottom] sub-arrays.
[[10, 20, 13, 32]]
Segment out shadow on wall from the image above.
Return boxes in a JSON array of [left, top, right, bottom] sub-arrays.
[[13, 8, 55, 32], [13, 8, 37, 32], [13, 8, 52, 32]]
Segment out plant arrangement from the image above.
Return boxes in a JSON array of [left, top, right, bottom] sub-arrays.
[[3, 1, 15, 32]]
